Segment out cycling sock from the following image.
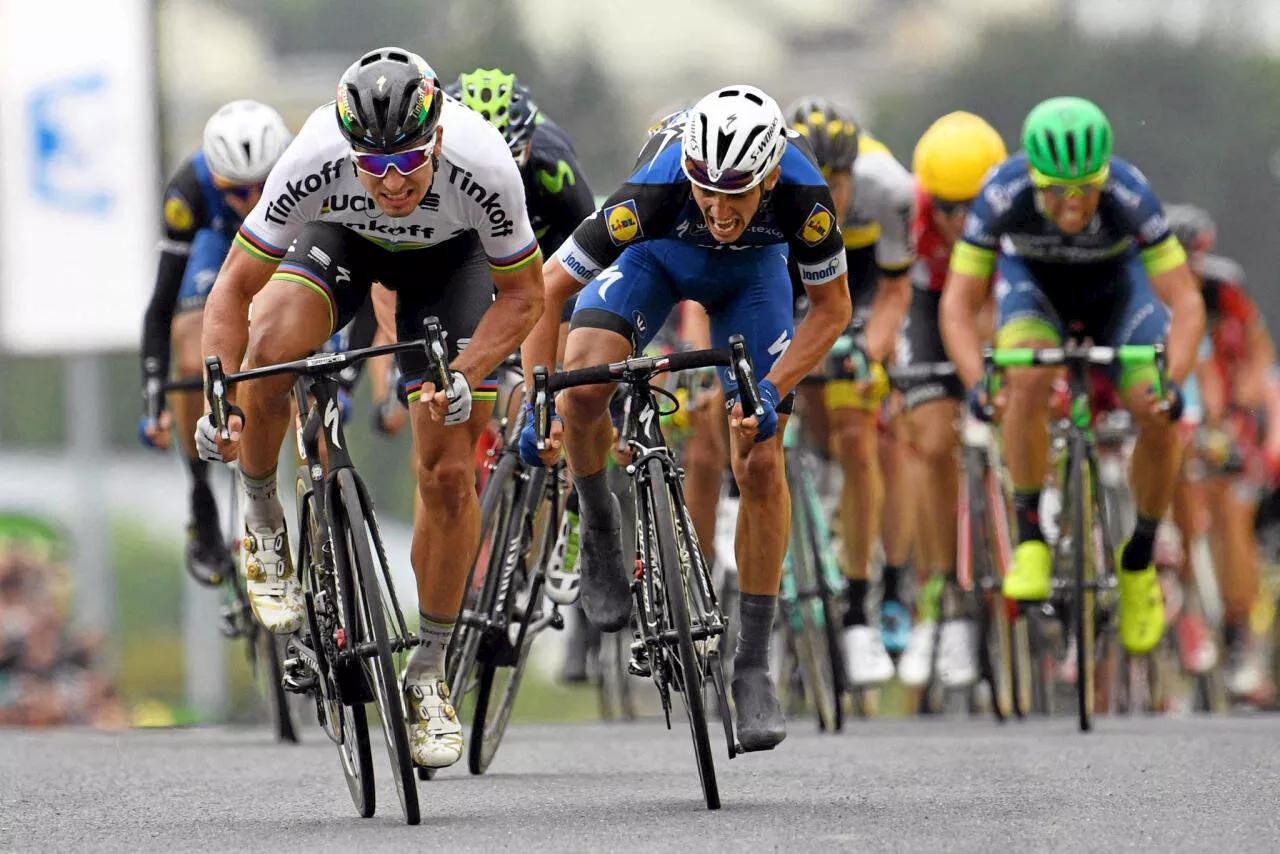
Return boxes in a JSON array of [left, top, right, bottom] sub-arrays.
[[881, 564, 903, 604], [1013, 490, 1044, 544], [188, 458, 218, 530], [565, 486, 579, 515], [734, 593, 777, 673], [1121, 514, 1161, 571], [407, 613, 455, 680], [241, 467, 284, 529], [571, 469, 617, 531], [843, 579, 869, 627]]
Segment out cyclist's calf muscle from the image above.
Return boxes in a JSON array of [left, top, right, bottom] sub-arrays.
[[730, 413, 790, 597]]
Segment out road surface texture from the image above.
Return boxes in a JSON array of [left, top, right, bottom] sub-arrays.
[[4, 716, 1279, 852]]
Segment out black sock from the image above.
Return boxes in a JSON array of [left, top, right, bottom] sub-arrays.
[[187, 457, 218, 531], [1121, 515, 1161, 571], [565, 486, 579, 515], [1013, 490, 1044, 544], [843, 579, 869, 627], [881, 564, 903, 604], [570, 469, 617, 531], [734, 593, 777, 673]]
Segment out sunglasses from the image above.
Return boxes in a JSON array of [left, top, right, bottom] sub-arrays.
[[1029, 164, 1109, 200], [211, 174, 265, 200], [683, 157, 756, 193], [931, 196, 970, 217], [350, 144, 434, 178]]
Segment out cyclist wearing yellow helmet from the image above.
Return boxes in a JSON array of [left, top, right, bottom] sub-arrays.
[[889, 112, 1007, 689]]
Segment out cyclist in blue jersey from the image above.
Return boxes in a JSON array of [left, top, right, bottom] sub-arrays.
[[939, 97, 1205, 654], [520, 85, 852, 750], [139, 100, 291, 586]]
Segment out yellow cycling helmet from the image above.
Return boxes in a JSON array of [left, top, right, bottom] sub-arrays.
[[913, 111, 1008, 202]]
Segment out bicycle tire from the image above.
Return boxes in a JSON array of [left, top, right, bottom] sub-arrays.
[[794, 463, 843, 732], [966, 462, 1011, 723], [334, 470, 420, 825], [447, 453, 520, 704], [257, 630, 299, 743], [650, 458, 719, 810], [1069, 434, 1096, 733], [296, 468, 374, 818], [785, 469, 839, 732]]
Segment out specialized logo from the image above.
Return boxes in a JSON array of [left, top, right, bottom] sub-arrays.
[[323, 397, 343, 450], [605, 200, 641, 245], [595, 264, 624, 300], [164, 193, 193, 231], [799, 203, 834, 246]]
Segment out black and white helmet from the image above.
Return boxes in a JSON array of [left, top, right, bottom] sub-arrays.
[[681, 85, 787, 194], [202, 100, 290, 184]]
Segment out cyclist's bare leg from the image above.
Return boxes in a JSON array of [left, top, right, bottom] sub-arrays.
[[237, 282, 334, 481], [905, 398, 960, 576], [879, 413, 914, 572], [682, 386, 728, 561], [730, 413, 791, 596], [410, 398, 497, 621], [829, 406, 882, 585], [1204, 476, 1261, 629], [1124, 383, 1183, 523], [1001, 357, 1056, 497], [559, 328, 631, 478]]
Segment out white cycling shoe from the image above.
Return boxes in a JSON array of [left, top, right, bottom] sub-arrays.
[[545, 509, 581, 606], [403, 675, 464, 768], [938, 619, 979, 688], [242, 522, 304, 635], [842, 625, 895, 686], [897, 622, 936, 687]]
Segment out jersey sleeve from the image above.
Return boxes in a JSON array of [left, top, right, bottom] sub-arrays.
[[457, 147, 542, 274], [1106, 159, 1186, 277], [235, 109, 336, 263], [873, 169, 917, 276], [949, 167, 1014, 279], [774, 141, 847, 287], [159, 159, 210, 253], [554, 140, 687, 284]]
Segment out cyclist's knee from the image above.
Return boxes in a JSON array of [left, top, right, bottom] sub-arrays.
[[1004, 363, 1055, 407], [912, 410, 958, 465], [558, 383, 613, 425], [733, 441, 783, 499], [830, 411, 876, 473], [416, 453, 474, 516]]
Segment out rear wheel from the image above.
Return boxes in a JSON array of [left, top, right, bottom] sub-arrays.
[[335, 470, 420, 825], [1068, 437, 1096, 733], [651, 460, 719, 810]]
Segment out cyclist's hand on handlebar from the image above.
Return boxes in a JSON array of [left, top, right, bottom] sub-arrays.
[[519, 401, 562, 468], [730, 378, 780, 445], [421, 371, 472, 426], [1136, 381, 1183, 424], [966, 384, 1003, 424], [372, 396, 408, 437], [138, 411, 173, 451], [195, 410, 242, 463]]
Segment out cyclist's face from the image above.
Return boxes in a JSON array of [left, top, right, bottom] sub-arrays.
[[689, 166, 781, 243], [222, 187, 262, 219], [1038, 185, 1101, 234], [826, 170, 853, 226], [930, 200, 970, 247], [355, 128, 442, 218]]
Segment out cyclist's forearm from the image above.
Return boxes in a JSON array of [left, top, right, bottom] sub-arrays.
[[200, 245, 277, 382], [141, 251, 188, 383], [766, 275, 851, 397], [521, 258, 582, 385], [1150, 264, 1205, 385], [454, 285, 542, 391], [863, 272, 911, 363], [939, 273, 990, 389]]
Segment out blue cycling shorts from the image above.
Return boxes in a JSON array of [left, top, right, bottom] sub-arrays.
[[176, 229, 232, 313]]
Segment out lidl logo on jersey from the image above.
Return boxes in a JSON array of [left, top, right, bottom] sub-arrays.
[[164, 193, 193, 231], [605, 200, 642, 245], [799, 203, 834, 246]]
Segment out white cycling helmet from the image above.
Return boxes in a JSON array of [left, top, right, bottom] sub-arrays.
[[681, 85, 787, 194], [202, 100, 291, 184]]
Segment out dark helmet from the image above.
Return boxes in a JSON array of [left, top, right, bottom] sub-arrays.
[[784, 95, 859, 173], [335, 47, 443, 153], [446, 68, 540, 160]]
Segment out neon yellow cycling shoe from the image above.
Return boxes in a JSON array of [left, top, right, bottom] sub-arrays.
[[1002, 540, 1052, 601], [1117, 559, 1165, 655]]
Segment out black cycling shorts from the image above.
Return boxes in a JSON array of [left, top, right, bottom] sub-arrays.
[[273, 223, 497, 392], [896, 287, 964, 411]]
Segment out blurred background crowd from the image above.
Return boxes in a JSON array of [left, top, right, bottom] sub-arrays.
[[2, 0, 1280, 725]]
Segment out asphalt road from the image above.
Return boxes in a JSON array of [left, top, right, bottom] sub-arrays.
[[4, 715, 1280, 852]]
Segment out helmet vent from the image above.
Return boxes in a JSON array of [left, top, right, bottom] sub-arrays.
[[715, 128, 734, 166], [387, 51, 409, 63], [360, 53, 382, 67], [1063, 130, 1078, 174], [735, 125, 766, 168]]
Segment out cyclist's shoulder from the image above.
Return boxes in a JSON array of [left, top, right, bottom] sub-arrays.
[[777, 132, 826, 187], [440, 98, 522, 185], [624, 136, 686, 187], [851, 136, 914, 214], [527, 115, 578, 161], [970, 154, 1035, 225]]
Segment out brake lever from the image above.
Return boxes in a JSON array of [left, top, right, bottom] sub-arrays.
[[532, 366, 550, 450], [729, 334, 763, 417], [204, 356, 230, 441], [421, 315, 457, 404]]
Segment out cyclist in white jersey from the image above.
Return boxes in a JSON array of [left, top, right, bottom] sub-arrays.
[[196, 47, 545, 770]]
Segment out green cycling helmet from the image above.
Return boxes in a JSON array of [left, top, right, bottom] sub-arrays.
[[1021, 96, 1113, 181]]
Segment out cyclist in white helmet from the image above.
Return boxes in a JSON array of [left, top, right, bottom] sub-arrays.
[[139, 100, 291, 586], [520, 84, 852, 751]]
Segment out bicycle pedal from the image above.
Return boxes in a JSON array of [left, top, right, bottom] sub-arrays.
[[627, 656, 651, 677], [548, 607, 565, 631], [282, 658, 317, 694]]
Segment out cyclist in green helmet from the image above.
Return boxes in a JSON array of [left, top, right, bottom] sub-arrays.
[[939, 95, 1205, 656]]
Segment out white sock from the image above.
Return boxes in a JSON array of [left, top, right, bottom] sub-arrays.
[[406, 615, 455, 682]]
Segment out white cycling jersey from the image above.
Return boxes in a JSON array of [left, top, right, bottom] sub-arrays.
[[236, 97, 540, 273], [841, 135, 916, 274]]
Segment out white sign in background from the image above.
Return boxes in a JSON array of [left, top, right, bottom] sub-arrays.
[[0, 0, 159, 354]]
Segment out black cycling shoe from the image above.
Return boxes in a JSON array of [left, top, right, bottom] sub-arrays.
[[731, 668, 786, 752], [579, 496, 632, 632], [185, 522, 232, 587]]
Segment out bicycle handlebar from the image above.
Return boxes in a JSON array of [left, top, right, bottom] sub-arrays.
[[203, 316, 455, 441], [531, 335, 761, 449], [986, 343, 1165, 370]]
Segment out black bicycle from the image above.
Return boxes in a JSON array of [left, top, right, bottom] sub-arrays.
[[203, 318, 457, 824], [532, 337, 763, 810], [443, 364, 566, 776], [980, 341, 1169, 732], [147, 377, 299, 742]]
